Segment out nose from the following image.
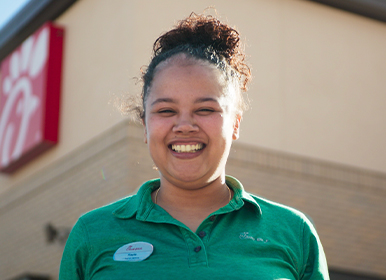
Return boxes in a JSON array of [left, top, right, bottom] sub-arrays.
[[172, 113, 199, 134]]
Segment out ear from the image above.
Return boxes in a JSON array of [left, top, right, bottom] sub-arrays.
[[232, 114, 241, 140], [142, 119, 147, 144]]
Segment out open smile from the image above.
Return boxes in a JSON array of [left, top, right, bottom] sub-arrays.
[[170, 143, 205, 153]]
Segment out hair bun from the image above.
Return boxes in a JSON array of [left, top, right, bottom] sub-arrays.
[[153, 13, 251, 92], [154, 14, 239, 61]]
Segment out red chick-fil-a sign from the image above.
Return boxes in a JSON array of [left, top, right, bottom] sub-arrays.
[[0, 23, 64, 173]]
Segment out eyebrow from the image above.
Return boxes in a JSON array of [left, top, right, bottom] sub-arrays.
[[151, 98, 176, 106], [194, 97, 218, 103], [151, 97, 219, 106]]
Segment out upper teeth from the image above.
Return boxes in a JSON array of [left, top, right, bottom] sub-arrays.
[[171, 144, 203, 153]]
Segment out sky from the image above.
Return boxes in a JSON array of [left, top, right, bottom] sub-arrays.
[[0, 0, 31, 30]]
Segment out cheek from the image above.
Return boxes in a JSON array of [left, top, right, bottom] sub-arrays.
[[146, 122, 159, 140], [146, 116, 172, 141], [200, 115, 231, 138]]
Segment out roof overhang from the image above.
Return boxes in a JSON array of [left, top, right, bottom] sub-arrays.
[[0, 0, 77, 62], [310, 0, 386, 23]]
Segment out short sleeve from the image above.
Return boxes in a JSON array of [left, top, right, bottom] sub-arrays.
[[301, 218, 330, 280], [59, 218, 90, 280]]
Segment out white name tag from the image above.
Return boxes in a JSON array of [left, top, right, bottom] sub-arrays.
[[113, 241, 153, 262]]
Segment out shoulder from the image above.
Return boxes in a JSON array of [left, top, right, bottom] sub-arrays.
[[245, 192, 324, 259], [77, 195, 135, 227], [253, 193, 309, 219], [247, 192, 314, 233], [227, 175, 312, 229]]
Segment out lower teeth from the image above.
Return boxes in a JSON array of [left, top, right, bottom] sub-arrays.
[[174, 150, 199, 153]]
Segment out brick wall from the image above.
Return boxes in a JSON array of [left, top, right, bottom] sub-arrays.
[[0, 120, 385, 279]]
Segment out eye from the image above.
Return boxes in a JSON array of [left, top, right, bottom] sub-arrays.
[[196, 108, 215, 115], [157, 109, 176, 116]]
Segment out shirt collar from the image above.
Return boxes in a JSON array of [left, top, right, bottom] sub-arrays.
[[219, 175, 262, 216], [112, 178, 159, 219], [112, 176, 262, 220]]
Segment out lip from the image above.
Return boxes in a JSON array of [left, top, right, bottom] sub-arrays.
[[168, 139, 206, 145], [168, 140, 206, 159]]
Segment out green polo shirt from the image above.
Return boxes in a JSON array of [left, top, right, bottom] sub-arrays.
[[59, 176, 329, 280]]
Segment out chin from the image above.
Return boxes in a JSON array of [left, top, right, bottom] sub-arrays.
[[162, 172, 207, 186]]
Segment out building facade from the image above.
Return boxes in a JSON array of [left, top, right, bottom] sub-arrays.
[[0, 0, 385, 279]]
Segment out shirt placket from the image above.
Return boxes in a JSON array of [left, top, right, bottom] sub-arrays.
[[179, 214, 218, 267]]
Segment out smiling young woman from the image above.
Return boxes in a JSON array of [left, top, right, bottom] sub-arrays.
[[145, 59, 240, 232], [59, 13, 329, 280]]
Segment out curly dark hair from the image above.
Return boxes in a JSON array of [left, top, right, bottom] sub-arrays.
[[150, 13, 251, 90], [121, 13, 251, 120]]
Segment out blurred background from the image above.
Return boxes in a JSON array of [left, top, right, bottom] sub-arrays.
[[0, 0, 385, 279]]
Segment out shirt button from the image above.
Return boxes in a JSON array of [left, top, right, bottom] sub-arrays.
[[198, 231, 206, 238], [194, 246, 202, 252], [209, 215, 216, 221]]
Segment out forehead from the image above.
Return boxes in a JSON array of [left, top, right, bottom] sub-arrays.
[[147, 60, 228, 102]]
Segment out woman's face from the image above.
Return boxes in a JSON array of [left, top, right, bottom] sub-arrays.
[[144, 59, 241, 189]]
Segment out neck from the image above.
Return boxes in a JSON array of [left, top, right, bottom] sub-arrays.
[[153, 176, 232, 231], [156, 176, 230, 208]]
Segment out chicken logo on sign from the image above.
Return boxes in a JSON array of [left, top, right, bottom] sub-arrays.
[[0, 23, 64, 173]]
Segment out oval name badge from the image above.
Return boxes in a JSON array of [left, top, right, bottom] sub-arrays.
[[113, 241, 153, 262]]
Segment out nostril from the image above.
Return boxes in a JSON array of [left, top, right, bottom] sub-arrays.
[[172, 122, 199, 133]]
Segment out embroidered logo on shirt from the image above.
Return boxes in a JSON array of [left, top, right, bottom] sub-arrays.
[[239, 232, 270, 243]]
